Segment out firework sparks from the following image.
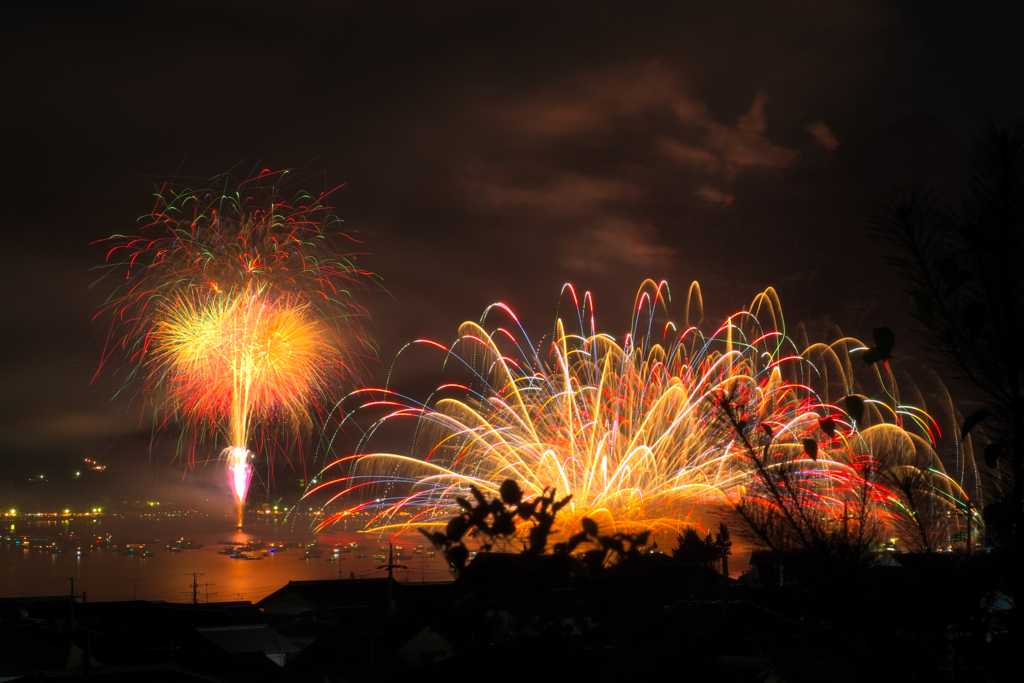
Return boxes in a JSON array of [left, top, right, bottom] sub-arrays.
[[150, 290, 336, 445], [311, 281, 979, 548], [97, 170, 376, 522], [226, 446, 254, 504]]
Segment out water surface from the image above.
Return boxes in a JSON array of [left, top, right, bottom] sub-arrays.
[[1, 514, 450, 603]]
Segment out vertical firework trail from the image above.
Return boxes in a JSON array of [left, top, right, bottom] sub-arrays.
[[97, 170, 376, 523]]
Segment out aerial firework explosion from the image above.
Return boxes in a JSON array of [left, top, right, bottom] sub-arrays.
[[97, 170, 376, 521], [310, 280, 979, 550]]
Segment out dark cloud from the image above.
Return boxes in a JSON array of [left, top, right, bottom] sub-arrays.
[[807, 121, 840, 152]]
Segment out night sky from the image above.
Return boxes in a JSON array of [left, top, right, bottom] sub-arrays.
[[2, 1, 1022, 508]]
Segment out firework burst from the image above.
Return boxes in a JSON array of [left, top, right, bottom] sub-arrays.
[[311, 280, 979, 549], [96, 169, 376, 521]]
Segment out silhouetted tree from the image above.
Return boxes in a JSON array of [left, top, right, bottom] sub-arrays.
[[420, 480, 571, 574], [553, 516, 651, 575], [714, 392, 882, 564], [673, 528, 719, 567], [875, 446, 947, 553], [715, 523, 732, 577], [868, 122, 1023, 624], [420, 479, 650, 576], [671, 523, 731, 575]]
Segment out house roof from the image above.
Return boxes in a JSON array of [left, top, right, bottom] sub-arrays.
[[286, 617, 446, 675], [0, 598, 263, 631], [195, 624, 299, 656], [0, 626, 73, 675], [255, 578, 391, 614], [9, 663, 223, 683], [254, 577, 452, 617]]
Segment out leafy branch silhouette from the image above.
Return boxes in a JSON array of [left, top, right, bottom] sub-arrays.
[[420, 479, 650, 575]]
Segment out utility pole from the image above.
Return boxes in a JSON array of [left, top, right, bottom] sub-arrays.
[[377, 543, 407, 614], [967, 500, 974, 557], [68, 578, 76, 638], [959, 500, 976, 556], [67, 578, 83, 639], [187, 573, 204, 605]]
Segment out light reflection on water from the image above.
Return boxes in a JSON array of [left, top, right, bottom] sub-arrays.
[[1, 515, 452, 603]]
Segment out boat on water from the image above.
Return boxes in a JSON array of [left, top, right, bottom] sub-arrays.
[[231, 551, 263, 560], [333, 542, 365, 554], [166, 538, 203, 552]]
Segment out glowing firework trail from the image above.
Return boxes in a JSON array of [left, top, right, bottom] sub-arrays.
[[150, 290, 335, 503], [311, 280, 979, 548], [97, 170, 376, 520]]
